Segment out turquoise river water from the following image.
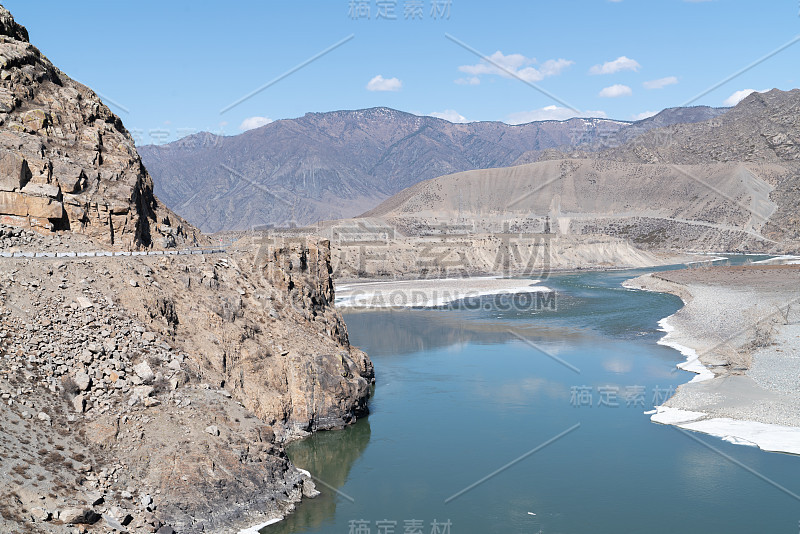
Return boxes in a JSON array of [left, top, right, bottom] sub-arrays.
[[263, 258, 800, 534]]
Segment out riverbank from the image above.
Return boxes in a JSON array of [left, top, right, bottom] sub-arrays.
[[625, 265, 800, 455]]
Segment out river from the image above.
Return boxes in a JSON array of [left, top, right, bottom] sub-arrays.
[[263, 259, 800, 534]]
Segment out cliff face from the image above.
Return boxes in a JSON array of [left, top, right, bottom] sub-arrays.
[[0, 6, 373, 533], [155, 237, 375, 441], [0, 6, 196, 248], [0, 228, 374, 533], [254, 239, 374, 434]]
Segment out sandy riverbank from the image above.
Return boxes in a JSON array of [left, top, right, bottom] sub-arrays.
[[625, 265, 800, 455], [335, 276, 551, 309]]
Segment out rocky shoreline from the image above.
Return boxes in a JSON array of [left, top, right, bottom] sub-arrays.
[[625, 265, 800, 454]]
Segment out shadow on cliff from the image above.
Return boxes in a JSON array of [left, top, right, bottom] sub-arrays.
[[261, 419, 372, 534]]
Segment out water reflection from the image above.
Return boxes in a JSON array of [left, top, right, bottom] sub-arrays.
[[261, 256, 798, 534], [261, 420, 371, 534], [342, 308, 591, 357]]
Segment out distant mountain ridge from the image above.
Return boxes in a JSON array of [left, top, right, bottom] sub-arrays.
[[139, 106, 725, 232], [360, 89, 800, 252]]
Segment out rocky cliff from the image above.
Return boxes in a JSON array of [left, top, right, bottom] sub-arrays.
[[0, 5, 373, 533], [0, 6, 196, 248], [0, 226, 373, 534]]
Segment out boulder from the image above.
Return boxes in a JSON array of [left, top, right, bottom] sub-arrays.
[[102, 513, 127, 532], [130, 385, 154, 404], [71, 393, 85, 413], [74, 371, 91, 391], [0, 151, 29, 191], [133, 361, 154, 382], [30, 507, 50, 522], [59, 507, 100, 525]]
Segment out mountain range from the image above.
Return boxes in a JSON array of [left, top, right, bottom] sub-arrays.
[[139, 105, 725, 232], [363, 89, 800, 252]]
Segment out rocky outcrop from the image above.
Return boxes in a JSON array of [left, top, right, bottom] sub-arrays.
[[0, 226, 373, 533], [153, 237, 375, 440], [0, 5, 197, 248], [252, 239, 374, 435], [0, 6, 374, 533]]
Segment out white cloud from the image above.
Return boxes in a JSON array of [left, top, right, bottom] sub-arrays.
[[238, 116, 273, 131], [723, 88, 767, 106], [589, 56, 641, 75], [632, 110, 658, 121], [458, 51, 573, 83], [643, 76, 678, 89], [537, 58, 575, 77], [428, 110, 469, 123], [598, 84, 632, 98], [366, 75, 403, 92], [506, 105, 607, 125]]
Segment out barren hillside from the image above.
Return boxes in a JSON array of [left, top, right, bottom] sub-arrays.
[[0, 6, 373, 533], [359, 91, 800, 254]]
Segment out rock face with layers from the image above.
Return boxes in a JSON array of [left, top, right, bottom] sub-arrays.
[[0, 6, 197, 248]]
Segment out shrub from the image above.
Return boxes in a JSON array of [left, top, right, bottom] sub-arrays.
[[151, 377, 171, 395], [61, 377, 79, 400]]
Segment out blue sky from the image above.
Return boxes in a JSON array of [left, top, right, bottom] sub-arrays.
[[6, 0, 798, 144]]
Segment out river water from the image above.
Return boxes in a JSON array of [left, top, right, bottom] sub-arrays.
[[264, 259, 800, 534]]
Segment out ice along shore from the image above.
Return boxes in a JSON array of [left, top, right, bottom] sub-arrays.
[[626, 265, 800, 455]]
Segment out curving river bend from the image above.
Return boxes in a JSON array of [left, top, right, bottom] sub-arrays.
[[264, 259, 800, 534]]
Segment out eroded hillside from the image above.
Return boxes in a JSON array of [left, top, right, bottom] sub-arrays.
[[356, 91, 800, 256], [0, 5, 373, 533], [0, 227, 373, 533]]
